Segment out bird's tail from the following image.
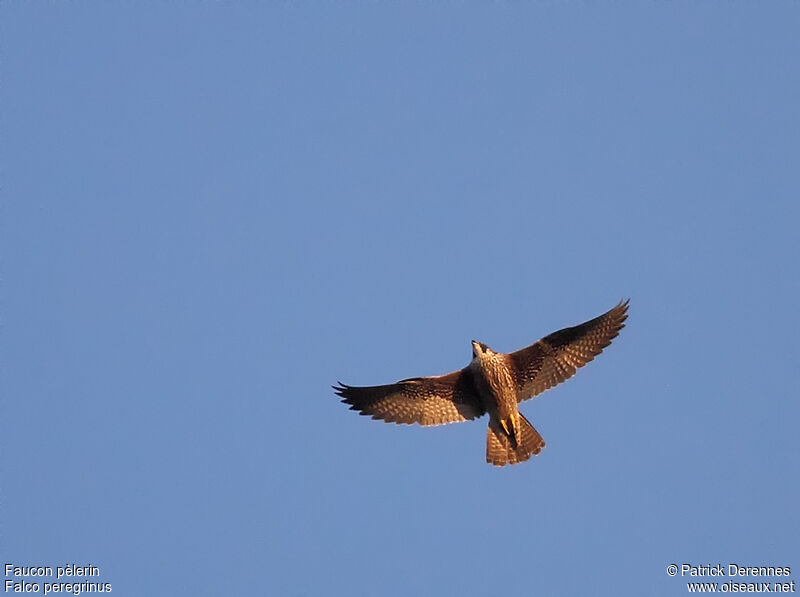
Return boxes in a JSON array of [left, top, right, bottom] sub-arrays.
[[486, 413, 545, 466]]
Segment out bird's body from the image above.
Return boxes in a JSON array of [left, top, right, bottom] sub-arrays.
[[469, 343, 540, 463], [470, 343, 517, 426], [334, 300, 629, 466]]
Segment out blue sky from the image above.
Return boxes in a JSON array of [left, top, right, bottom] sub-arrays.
[[3, 3, 798, 596]]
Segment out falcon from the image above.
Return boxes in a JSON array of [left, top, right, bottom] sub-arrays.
[[334, 300, 629, 466]]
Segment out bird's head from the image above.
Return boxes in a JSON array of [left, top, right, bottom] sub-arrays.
[[471, 340, 494, 359]]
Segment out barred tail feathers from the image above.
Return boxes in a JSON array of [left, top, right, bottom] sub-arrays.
[[486, 413, 545, 466]]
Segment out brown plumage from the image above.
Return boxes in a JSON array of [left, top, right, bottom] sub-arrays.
[[334, 300, 629, 466]]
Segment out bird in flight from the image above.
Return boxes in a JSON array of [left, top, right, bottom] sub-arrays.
[[334, 300, 629, 466]]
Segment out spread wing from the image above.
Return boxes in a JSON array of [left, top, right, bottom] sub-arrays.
[[510, 299, 629, 403], [333, 369, 485, 426]]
